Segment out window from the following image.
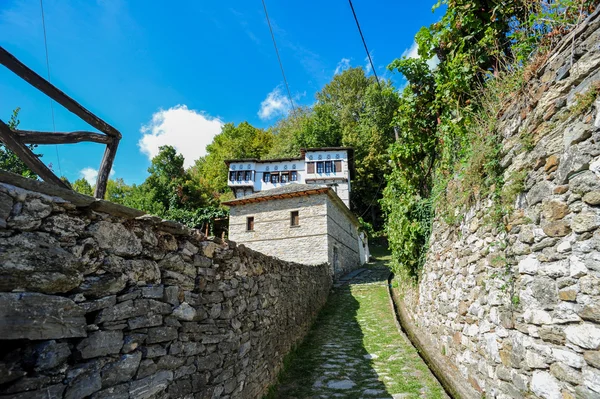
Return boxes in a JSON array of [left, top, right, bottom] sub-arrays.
[[334, 160, 341, 173], [325, 161, 332, 173], [244, 171, 251, 181], [290, 211, 299, 227], [263, 172, 270, 182], [290, 171, 298, 181], [229, 171, 235, 181], [271, 173, 279, 184], [281, 172, 288, 183], [237, 171, 243, 181], [307, 162, 315, 173], [316, 162, 324, 174], [246, 217, 254, 231]]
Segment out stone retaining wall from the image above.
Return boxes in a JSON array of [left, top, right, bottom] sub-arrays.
[[401, 10, 600, 399], [0, 173, 331, 399]]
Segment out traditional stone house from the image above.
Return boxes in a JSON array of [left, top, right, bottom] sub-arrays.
[[223, 184, 367, 277]]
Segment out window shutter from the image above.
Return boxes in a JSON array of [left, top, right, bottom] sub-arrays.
[[307, 162, 314, 173], [334, 160, 342, 173]]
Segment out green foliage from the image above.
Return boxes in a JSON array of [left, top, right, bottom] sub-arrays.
[[382, 0, 592, 280], [194, 122, 273, 196], [163, 207, 228, 230], [72, 178, 93, 196], [269, 68, 399, 229], [1, 108, 41, 178]]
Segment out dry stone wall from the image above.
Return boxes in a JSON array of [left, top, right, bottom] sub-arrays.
[[402, 11, 600, 399], [0, 175, 331, 399]]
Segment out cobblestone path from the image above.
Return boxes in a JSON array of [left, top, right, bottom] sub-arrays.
[[268, 266, 448, 399]]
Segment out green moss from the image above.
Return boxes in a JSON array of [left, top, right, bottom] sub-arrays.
[[571, 82, 600, 117]]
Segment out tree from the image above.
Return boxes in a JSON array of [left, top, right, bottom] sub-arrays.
[[0, 108, 41, 178], [312, 68, 398, 228], [72, 178, 93, 196], [193, 122, 273, 196]]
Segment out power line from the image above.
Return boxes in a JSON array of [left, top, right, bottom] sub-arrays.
[[261, 0, 297, 117], [40, 0, 62, 176], [347, 0, 390, 219], [348, 0, 381, 90]]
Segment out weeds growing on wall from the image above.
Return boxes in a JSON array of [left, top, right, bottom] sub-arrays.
[[383, 0, 597, 281]]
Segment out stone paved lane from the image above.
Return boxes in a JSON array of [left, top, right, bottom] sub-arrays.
[[268, 267, 448, 399]]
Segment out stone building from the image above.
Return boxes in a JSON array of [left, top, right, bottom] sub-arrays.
[[226, 147, 354, 208], [223, 184, 367, 277]]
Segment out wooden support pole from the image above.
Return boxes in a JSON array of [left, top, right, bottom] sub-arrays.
[[17, 130, 113, 145], [0, 119, 68, 188], [94, 138, 119, 199], [0, 46, 122, 139]]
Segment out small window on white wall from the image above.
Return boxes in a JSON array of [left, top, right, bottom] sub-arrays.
[[291, 211, 299, 226]]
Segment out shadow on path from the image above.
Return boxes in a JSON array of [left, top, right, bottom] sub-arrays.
[[267, 261, 447, 399]]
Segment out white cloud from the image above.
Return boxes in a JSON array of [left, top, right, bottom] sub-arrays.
[[80, 167, 115, 185], [401, 41, 439, 70], [258, 87, 291, 120], [402, 41, 419, 59], [364, 56, 372, 74], [334, 58, 351, 75], [138, 105, 223, 168]]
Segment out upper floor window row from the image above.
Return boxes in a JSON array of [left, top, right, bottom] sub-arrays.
[[307, 161, 341, 174], [263, 171, 298, 183], [229, 171, 253, 182]]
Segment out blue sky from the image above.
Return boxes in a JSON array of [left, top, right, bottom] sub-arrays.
[[0, 0, 443, 185]]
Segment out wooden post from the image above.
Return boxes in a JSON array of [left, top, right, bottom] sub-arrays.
[[94, 139, 120, 199]]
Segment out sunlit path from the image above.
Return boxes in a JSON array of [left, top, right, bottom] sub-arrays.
[[267, 253, 448, 399]]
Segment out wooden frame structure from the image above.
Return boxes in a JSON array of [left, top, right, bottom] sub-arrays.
[[0, 46, 121, 199]]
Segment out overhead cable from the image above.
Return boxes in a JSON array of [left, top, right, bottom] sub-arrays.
[[40, 0, 62, 176], [261, 0, 297, 117]]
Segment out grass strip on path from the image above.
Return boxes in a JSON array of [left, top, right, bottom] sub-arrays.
[[267, 249, 447, 399]]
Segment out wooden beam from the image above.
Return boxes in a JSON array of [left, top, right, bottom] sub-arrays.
[[0, 119, 68, 188], [94, 139, 119, 199], [17, 130, 112, 145], [0, 46, 122, 139]]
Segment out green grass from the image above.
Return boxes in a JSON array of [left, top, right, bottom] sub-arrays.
[[265, 249, 447, 399]]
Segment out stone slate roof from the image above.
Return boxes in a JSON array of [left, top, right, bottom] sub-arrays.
[[221, 183, 360, 227]]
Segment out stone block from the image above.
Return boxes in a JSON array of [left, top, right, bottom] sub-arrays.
[[88, 221, 142, 257], [573, 212, 600, 233], [31, 340, 71, 371], [128, 370, 173, 399], [101, 351, 142, 387], [542, 200, 570, 221], [565, 323, 600, 350], [64, 362, 102, 399], [550, 362, 582, 385], [0, 293, 86, 340], [77, 330, 124, 359], [531, 371, 561, 399], [584, 350, 600, 369], [543, 221, 572, 237], [0, 232, 83, 293], [146, 326, 178, 344]]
